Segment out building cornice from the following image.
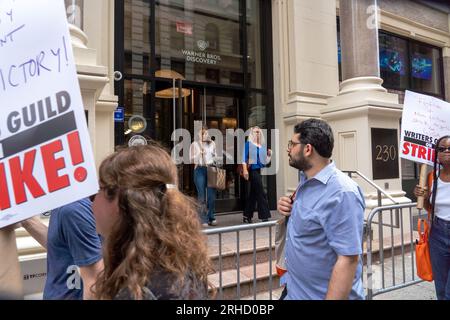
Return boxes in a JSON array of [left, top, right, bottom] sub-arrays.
[[380, 10, 450, 47]]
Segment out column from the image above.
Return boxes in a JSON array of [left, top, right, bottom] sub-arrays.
[[65, 0, 88, 48], [443, 47, 450, 102], [340, 0, 378, 78], [272, 0, 339, 199], [324, 0, 409, 207], [339, 0, 385, 93], [65, 0, 84, 30]]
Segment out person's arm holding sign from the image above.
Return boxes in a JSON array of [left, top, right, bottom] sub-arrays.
[[400, 91, 450, 210], [413, 184, 430, 212], [0, 227, 23, 298], [21, 216, 48, 249]]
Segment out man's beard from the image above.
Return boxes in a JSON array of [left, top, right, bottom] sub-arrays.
[[289, 153, 312, 171]]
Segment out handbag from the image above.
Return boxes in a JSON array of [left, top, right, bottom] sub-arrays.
[[207, 166, 226, 190], [415, 218, 433, 281], [275, 216, 288, 277], [414, 171, 434, 281], [275, 190, 298, 278], [200, 142, 226, 191]]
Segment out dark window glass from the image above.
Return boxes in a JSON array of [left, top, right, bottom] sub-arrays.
[[155, 0, 243, 86], [410, 43, 442, 96], [205, 23, 220, 51], [247, 0, 264, 89], [124, 0, 151, 76], [337, 17, 342, 81], [379, 33, 409, 90], [123, 79, 152, 139], [247, 91, 269, 194], [248, 91, 267, 129]]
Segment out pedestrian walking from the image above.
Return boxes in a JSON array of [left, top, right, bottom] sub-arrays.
[[280, 118, 365, 300], [190, 127, 218, 227], [414, 135, 450, 300], [21, 199, 103, 300], [242, 126, 272, 223], [92, 144, 211, 300]]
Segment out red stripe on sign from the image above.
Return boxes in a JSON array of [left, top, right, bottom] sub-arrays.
[[67, 131, 84, 166], [0, 163, 11, 210], [10, 150, 46, 205]]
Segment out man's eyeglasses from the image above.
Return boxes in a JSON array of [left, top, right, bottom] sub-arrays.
[[437, 146, 450, 153], [288, 140, 301, 149]]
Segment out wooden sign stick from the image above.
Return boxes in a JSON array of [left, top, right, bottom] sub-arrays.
[[416, 163, 428, 210]]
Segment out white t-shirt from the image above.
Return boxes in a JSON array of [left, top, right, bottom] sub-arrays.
[[190, 141, 217, 167], [431, 178, 450, 221]]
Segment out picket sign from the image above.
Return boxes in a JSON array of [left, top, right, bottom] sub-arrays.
[[0, 0, 98, 228], [400, 91, 450, 209]]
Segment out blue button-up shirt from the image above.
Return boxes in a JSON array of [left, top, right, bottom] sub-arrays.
[[285, 162, 365, 300]]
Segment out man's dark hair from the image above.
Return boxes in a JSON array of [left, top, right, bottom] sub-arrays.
[[294, 118, 334, 158]]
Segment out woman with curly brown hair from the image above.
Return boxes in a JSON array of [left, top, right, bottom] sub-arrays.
[[92, 144, 212, 300]]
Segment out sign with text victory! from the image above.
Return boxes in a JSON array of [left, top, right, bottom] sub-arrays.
[[400, 91, 450, 166], [0, 0, 98, 228]]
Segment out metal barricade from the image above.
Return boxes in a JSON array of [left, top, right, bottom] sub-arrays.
[[204, 202, 423, 300], [203, 221, 278, 300], [365, 203, 423, 300]]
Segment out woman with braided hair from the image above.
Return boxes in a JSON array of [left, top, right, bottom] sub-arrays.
[[414, 135, 450, 300], [92, 144, 212, 300]]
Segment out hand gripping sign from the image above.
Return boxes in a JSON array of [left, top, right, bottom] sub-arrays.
[[0, 0, 98, 228], [400, 91, 450, 208]]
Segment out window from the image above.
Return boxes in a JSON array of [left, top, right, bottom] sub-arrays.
[[205, 23, 220, 51], [336, 21, 444, 98], [379, 31, 443, 97], [410, 42, 442, 96], [379, 32, 409, 90]]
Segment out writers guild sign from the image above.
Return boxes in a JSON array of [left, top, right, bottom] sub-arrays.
[[371, 128, 399, 180]]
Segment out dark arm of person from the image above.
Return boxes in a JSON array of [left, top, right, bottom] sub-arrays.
[[413, 185, 431, 211], [21, 216, 48, 249], [326, 255, 359, 300]]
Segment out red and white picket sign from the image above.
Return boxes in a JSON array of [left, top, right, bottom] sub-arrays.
[[400, 91, 450, 166], [0, 0, 98, 228]]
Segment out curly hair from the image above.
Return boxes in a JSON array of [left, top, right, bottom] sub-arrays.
[[94, 144, 212, 299], [294, 118, 334, 158]]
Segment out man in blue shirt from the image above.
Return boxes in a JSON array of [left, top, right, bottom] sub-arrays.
[[21, 198, 103, 299], [278, 118, 365, 300]]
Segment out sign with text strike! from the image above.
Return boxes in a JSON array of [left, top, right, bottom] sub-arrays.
[[400, 91, 450, 166], [0, 0, 98, 228]]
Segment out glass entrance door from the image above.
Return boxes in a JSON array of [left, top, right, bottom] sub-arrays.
[[154, 79, 243, 212]]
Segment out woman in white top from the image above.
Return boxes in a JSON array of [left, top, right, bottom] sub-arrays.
[[414, 135, 450, 300], [190, 127, 217, 227]]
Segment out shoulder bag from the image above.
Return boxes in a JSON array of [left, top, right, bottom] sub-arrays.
[[201, 142, 226, 191], [415, 171, 434, 281]]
